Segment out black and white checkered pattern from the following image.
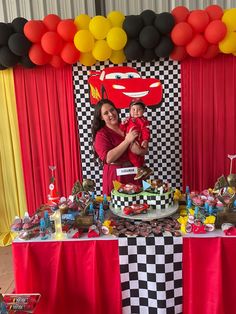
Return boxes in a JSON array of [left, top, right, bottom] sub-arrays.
[[73, 60, 181, 195], [119, 236, 183, 314], [111, 190, 174, 210]]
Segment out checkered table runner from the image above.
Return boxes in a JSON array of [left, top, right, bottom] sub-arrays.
[[118, 236, 183, 314]]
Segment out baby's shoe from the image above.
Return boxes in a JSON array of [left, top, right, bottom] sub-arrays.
[[142, 166, 154, 179], [134, 167, 147, 180]]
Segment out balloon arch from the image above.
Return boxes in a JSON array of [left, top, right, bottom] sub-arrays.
[[0, 5, 235, 69]]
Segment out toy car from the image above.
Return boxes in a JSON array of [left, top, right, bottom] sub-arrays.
[[88, 66, 163, 109], [118, 183, 142, 195], [123, 203, 149, 215]]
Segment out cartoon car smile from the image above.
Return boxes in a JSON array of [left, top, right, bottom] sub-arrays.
[[88, 66, 163, 109]]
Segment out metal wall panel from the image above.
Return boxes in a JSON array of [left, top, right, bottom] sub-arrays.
[[104, 0, 236, 15], [0, 0, 96, 22], [1, 0, 236, 23]]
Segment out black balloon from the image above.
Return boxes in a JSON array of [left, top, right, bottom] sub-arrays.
[[140, 10, 156, 25], [123, 15, 144, 38], [8, 33, 31, 56], [12, 17, 28, 33], [0, 46, 20, 67], [142, 49, 156, 62], [154, 12, 175, 34], [0, 23, 14, 45], [20, 55, 36, 68], [124, 39, 144, 60], [139, 25, 160, 49], [155, 36, 174, 58]]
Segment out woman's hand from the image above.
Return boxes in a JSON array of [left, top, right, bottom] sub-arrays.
[[130, 141, 148, 156], [125, 127, 138, 144]]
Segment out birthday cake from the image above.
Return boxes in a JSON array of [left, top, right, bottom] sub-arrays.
[[110, 180, 178, 220]]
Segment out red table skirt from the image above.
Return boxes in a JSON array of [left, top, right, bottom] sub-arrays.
[[13, 240, 122, 314], [183, 237, 236, 314]]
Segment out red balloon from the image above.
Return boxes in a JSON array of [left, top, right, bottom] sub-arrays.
[[188, 10, 210, 33], [204, 20, 227, 44], [29, 43, 51, 65], [50, 55, 65, 68], [171, 22, 193, 46], [43, 14, 61, 31], [41, 32, 64, 55], [61, 42, 80, 64], [171, 6, 190, 23], [170, 46, 187, 61], [57, 20, 77, 42], [186, 34, 208, 57], [205, 5, 223, 21], [24, 20, 46, 43], [202, 44, 219, 59]]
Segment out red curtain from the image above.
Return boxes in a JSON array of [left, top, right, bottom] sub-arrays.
[[183, 237, 236, 314], [181, 55, 236, 192], [13, 65, 82, 215], [13, 240, 122, 314]]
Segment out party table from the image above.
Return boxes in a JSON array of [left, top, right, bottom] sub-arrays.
[[12, 235, 183, 314], [12, 238, 122, 314]]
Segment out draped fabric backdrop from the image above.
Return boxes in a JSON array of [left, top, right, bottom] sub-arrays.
[[181, 55, 236, 192], [0, 69, 27, 246], [13, 66, 82, 215]]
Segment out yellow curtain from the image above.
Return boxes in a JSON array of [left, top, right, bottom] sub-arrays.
[[0, 69, 27, 246]]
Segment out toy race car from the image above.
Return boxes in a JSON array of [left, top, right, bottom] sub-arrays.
[[118, 183, 142, 195], [123, 203, 149, 216]]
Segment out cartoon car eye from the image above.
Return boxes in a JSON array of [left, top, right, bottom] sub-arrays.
[[106, 73, 126, 79], [126, 72, 140, 79]]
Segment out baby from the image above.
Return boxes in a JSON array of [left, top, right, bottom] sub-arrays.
[[121, 99, 153, 180]]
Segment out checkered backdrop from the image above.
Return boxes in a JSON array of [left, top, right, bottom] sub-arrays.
[[73, 60, 182, 195], [118, 236, 183, 314]]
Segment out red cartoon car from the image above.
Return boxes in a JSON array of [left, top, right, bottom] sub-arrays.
[[118, 183, 142, 195], [88, 66, 163, 109], [123, 203, 149, 215]]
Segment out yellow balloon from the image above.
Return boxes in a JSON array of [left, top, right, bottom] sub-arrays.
[[107, 27, 127, 50], [79, 52, 96, 66], [222, 8, 236, 32], [74, 14, 91, 30], [107, 11, 125, 27], [219, 32, 236, 53], [89, 16, 111, 40], [109, 50, 126, 64], [74, 30, 95, 53], [92, 40, 112, 61]]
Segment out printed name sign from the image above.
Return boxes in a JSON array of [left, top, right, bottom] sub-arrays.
[[116, 167, 137, 176]]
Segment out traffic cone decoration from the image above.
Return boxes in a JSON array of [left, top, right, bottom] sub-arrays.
[[48, 166, 60, 205]]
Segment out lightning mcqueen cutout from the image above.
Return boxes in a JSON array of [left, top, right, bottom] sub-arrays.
[[88, 66, 163, 109]]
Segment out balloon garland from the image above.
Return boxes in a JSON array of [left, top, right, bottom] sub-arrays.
[[0, 5, 235, 69]]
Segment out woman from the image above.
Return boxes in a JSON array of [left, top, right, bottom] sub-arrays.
[[92, 99, 148, 195]]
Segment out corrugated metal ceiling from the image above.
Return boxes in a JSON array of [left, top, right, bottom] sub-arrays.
[[0, 0, 236, 22]]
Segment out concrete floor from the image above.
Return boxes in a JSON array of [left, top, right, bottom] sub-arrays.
[[0, 245, 14, 294]]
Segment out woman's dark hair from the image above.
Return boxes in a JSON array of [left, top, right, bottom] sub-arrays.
[[91, 99, 119, 166], [91, 99, 119, 141]]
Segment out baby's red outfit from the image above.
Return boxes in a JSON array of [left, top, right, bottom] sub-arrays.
[[120, 116, 150, 167]]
